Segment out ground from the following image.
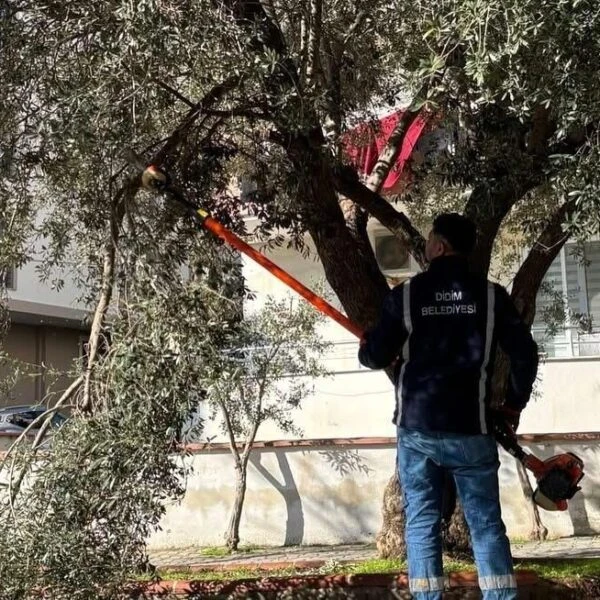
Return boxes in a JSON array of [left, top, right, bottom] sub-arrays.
[[148, 535, 600, 572]]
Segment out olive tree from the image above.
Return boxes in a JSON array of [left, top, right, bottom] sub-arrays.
[[3, 0, 600, 570], [207, 295, 329, 550]]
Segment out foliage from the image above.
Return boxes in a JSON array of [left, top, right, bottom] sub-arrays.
[[0, 240, 245, 599], [207, 294, 330, 442], [206, 293, 329, 549]]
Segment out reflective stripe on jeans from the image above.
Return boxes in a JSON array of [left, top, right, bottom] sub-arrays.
[[409, 576, 447, 593], [479, 574, 517, 590]]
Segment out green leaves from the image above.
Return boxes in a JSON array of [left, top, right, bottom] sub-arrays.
[[206, 293, 330, 442]]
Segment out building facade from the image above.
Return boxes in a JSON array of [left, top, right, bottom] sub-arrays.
[[1, 251, 88, 408]]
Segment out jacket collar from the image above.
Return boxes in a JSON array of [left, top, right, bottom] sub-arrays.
[[427, 254, 469, 273]]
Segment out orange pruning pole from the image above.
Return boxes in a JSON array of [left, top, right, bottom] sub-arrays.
[[139, 164, 364, 339]]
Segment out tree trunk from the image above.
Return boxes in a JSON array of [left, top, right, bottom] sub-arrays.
[[225, 465, 248, 552], [376, 471, 405, 559], [376, 200, 573, 557], [376, 472, 472, 560], [286, 144, 472, 560], [286, 140, 390, 328]]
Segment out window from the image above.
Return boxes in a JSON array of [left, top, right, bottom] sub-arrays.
[[533, 242, 600, 358], [1, 266, 16, 290]]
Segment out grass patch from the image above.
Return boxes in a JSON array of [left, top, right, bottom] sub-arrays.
[[198, 547, 231, 557], [515, 559, 600, 580], [136, 566, 299, 582], [198, 545, 264, 557], [345, 558, 403, 574], [142, 557, 600, 584]]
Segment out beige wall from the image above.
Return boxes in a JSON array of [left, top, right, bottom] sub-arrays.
[[0, 323, 82, 407], [521, 358, 600, 433], [44, 327, 82, 402], [146, 439, 600, 549]]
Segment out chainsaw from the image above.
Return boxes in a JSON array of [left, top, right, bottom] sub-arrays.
[[132, 157, 586, 513], [491, 413, 584, 511]]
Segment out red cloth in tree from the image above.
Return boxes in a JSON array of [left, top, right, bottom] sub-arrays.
[[342, 110, 428, 194]]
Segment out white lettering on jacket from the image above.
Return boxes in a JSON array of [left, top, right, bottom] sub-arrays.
[[435, 290, 463, 301], [423, 289, 476, 316], [421, 304, 477, 316]]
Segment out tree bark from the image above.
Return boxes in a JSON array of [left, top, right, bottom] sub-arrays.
[[376, 471, 406, 558], [305, 0, 322, 86], [226, 466, 248, 551], [81, 194, 126, 412], [285, 140, 391, 328], [332, 165, 427, 268]]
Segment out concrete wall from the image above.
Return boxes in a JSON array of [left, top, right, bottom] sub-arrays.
[[147, 437, 600, 549], [230, 240, 600, 441], [8, 233, 88, 313], [200, 344, 600, 445]]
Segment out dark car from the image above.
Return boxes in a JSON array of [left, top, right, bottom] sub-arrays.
[[0, 405, 67, 435]]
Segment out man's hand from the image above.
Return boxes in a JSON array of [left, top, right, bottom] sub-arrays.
[[498, 405, 521, 432]]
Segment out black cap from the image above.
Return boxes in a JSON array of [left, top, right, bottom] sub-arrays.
[[432, 213, 477, 255]]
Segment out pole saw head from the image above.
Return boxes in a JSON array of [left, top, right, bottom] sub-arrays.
[[490, 411, 585, 511], [527, 452, 585, 511], [141, 164, 170, 191]]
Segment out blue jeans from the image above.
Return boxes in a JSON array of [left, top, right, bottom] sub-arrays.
[[398, 427, 516, 600]]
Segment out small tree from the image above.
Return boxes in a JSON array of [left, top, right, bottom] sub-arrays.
[[207, 295, 329, 551]]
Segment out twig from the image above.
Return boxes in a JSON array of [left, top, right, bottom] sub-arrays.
[[3, 376, 83, 461], [153, 79, 196, 108], [4, 376, 82, 514]]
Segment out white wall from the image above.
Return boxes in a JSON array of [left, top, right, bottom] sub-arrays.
[[522, 358, 600, 433], [9, 257, 87, 312], [147, 439, 600, 549], [198, 241, 600, 444]]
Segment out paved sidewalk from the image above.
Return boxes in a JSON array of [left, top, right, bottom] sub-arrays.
[[149, 535, 600, 571]]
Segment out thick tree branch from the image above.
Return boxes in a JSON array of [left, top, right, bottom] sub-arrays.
[[306, 0, 322, 85], [201, 107, 267, 120], [466, 118, 597, 276], [81, 196, 124, 412], [511, 199, 575, 325], [342, 9, 368, 46], [220, 0, 302, 123], [332, 165, 427, 267], [527, 106, 555, 156], [223, 0, 288, 56], [466, 169, 547, 275]]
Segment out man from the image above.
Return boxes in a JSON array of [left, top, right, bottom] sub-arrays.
[[359, 213, 538, 600]]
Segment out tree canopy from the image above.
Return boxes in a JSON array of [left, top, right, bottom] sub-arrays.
[[2, 0, 600, 590]]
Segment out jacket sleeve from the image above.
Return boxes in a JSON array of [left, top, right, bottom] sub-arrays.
[[358, 286, 408, 370], [494, 284, 539, 411]]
